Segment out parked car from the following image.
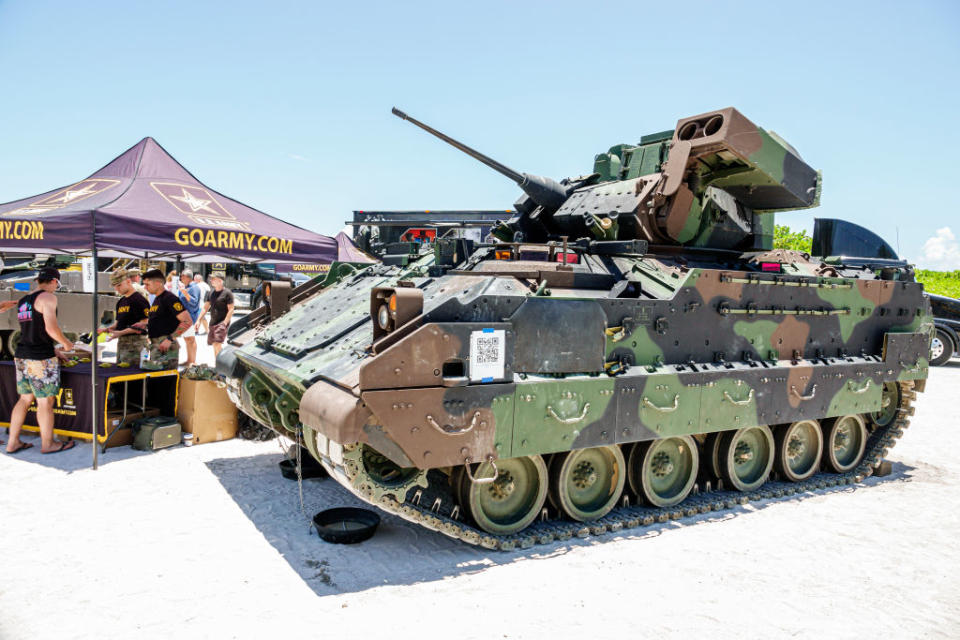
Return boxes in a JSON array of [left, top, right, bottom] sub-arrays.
[[929, 293, 960, 366]]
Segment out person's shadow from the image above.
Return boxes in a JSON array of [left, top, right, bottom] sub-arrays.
[[0, 434, 150, 472]]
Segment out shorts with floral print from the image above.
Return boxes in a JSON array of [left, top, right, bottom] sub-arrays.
[[15, 356, 60, 398]]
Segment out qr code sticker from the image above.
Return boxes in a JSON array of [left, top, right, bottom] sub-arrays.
[[470, 329, 505, 381], [474, 336, 500, 364]]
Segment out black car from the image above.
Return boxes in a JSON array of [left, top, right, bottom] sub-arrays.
[[929, 293, 960, 366]]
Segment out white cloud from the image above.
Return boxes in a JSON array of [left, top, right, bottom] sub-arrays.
[[917, 226, 960, 270], [288, 154, 310, 162]]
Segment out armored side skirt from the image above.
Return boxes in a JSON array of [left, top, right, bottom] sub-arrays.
[[301, 331, 928, 470]]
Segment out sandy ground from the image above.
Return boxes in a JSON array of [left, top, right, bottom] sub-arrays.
[[1, 356, 959, 639]]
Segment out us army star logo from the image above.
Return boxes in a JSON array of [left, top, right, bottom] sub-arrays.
[[150, 182, 251, 231], [2, 179, 121, 217], [51, 183, 98, 203], [170, 188, 217, 214]]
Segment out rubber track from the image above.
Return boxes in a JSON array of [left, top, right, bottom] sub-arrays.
[[323, 381, 917, 551]]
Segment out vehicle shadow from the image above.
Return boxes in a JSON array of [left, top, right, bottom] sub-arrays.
[[204, 451, 916, 597]]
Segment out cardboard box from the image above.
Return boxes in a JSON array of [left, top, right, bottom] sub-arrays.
[[103, 408, 161, 448], [177, 379, 238, 444]]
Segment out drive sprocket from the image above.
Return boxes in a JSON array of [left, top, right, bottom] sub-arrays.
[[341, 443, 429, 503]]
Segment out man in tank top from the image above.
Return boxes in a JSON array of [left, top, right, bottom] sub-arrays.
[[0, 267, 76, 454]]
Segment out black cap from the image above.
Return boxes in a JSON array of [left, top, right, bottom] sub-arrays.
[[142, 268, 165, 281], [37, 266, 61, 281]]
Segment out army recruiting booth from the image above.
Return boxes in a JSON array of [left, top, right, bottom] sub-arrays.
[[0, 136, 346, 468]]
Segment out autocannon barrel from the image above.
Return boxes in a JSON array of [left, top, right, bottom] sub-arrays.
[[392, 107, 569, 212], [392, 107, 524, 184]]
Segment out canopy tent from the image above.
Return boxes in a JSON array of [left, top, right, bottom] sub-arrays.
[[0, 137, 344, 469], [0, 137, 338, 263], [275, 232, 376, 278], [334, 231, 376, 264]]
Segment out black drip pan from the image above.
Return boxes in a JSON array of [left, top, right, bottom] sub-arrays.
[[313, 508, 381, 544], [279, 457, 328, 480]]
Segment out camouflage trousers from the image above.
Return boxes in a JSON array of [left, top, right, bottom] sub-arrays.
[[116, 334, 148, 366], [142, 336, 180, 370]]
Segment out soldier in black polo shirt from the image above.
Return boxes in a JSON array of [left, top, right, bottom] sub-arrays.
[[98, 269, 149, 365], [136, 269, 192, 370]]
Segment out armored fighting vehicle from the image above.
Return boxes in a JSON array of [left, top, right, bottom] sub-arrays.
[[220, 107, 932, 549]]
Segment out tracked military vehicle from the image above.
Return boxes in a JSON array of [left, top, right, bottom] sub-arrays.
[[220, 107, 932, 549]]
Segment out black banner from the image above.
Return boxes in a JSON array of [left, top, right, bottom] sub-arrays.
[[0, 361, 178, 441]]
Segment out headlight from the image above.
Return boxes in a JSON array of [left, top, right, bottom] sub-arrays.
[[377, 304, 391, 330], [370, 286, 422, 343]]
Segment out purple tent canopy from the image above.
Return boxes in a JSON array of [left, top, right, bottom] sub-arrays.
[[0, 137, 338, 263], [334, 231, 376, 263], [275, 232, 376, 275], [0, 137, 344, 471]]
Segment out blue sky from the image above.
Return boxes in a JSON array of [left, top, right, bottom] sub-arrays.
[[1, 1, 958, 267]]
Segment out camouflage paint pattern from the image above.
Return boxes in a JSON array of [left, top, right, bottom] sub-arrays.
[[587, 107, 819, 252], [222, 243, 929, 471], [218, 107, 932, 494]]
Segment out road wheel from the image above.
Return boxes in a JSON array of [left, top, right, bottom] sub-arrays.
[[464, 455, 548, 535], [719, 425, 775, 492], [871, 381, 901, 428], [930, 328, 954, 366], [702, 431, 724, 482], [774, 420, 823, 482], [628, 436, 698, 507], [822, 414, 867, 473], [302, 424, 321, 461], [549, 446, 625, 521], [454, 465, 472, 514]]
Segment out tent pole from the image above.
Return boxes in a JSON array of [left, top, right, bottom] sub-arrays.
[[91, 227, 99, 470]]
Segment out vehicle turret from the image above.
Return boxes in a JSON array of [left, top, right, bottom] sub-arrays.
[[393, 107, 821, 250]]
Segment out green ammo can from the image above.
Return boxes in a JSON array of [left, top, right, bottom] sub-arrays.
[[132, 416, 182, 451]]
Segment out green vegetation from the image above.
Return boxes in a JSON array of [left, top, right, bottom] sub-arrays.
[[773, 225, 812, 253], [916, 270, 960, 298]]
